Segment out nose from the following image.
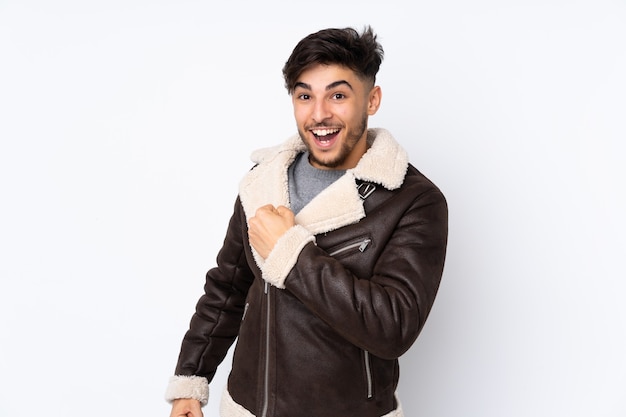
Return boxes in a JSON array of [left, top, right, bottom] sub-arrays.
[[311, 99, 331, 123]]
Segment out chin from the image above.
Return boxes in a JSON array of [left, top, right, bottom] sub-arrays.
[[312, 154, 346, 169]]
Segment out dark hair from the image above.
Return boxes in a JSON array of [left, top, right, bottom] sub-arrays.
[[282, 26, 384, 94]]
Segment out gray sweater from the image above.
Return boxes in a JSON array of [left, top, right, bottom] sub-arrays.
[[288, 152, 345, 214]]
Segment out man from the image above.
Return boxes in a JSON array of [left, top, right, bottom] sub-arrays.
[[166, 26, 448, 417]]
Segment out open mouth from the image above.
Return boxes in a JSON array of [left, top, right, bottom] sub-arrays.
[[311, 128, 341, 146]]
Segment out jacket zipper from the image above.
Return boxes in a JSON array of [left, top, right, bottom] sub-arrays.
[[241, 302, 249, 321], [259, 238, 372, 414], [261, 281, 270, 417], [328, 238, 371, 257], [364, 350, 373, 399]]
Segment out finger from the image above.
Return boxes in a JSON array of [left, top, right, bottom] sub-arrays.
[[276, 205, 294, 219], [254, 204, 270, 216]]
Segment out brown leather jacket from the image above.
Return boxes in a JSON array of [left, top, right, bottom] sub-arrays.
[[166, 129, 448, 417]]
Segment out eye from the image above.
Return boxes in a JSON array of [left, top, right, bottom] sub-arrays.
[[297, 93, 311, 100], [331, 93, 346, 100]]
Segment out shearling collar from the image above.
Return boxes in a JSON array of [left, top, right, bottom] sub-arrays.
[[238, 128, 408, 235]]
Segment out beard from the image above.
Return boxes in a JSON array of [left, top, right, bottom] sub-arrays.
[[299, 115, 368, 169]]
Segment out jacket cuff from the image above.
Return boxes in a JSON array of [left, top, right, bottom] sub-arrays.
[[261, 224, 315, 289], [164, 375, 209, 406]]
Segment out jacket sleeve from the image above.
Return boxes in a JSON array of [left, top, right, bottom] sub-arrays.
[[165, 197, 254, 404], [262, 181, 448, 361]]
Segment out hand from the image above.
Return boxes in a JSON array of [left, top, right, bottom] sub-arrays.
[[248, 204, 295, 258], [169, 398, 203, 417]]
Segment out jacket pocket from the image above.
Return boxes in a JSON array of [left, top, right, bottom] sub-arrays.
[[328, 236, 372, 258]]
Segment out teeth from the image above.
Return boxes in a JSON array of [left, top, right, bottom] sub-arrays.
[[312, 128, 339, 137]]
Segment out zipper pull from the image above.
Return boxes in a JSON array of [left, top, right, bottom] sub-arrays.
[[242, 303, 249, 321], [359, 239, 371, 252]]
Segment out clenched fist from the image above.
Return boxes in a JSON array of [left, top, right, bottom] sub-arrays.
[[248, 204, 295, 258], [169, 398, 202, 417]]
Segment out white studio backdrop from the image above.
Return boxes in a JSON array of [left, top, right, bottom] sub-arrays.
[[1, 1, 624, 416]]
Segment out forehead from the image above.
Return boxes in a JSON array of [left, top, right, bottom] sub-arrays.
[[295, 64, 362, 89]]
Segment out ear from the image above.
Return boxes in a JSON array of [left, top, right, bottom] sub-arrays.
[[367, 86, 382, 116]]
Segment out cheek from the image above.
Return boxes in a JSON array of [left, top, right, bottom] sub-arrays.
[[337, 108, 357, 124], [293, 105, 308, 123]]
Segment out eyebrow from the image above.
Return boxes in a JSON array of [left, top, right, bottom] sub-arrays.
[[294, 80, 354, 91]]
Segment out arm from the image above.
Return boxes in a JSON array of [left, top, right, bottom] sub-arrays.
[[166, 197, 255, 405]]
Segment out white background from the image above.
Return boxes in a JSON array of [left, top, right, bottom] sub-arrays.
[[1, 1, 625, 416]]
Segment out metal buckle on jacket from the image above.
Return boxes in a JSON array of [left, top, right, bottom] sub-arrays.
[[357, 182, 376, 200]]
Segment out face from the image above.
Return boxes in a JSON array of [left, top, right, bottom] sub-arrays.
[[292, 64, 382, 170]]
